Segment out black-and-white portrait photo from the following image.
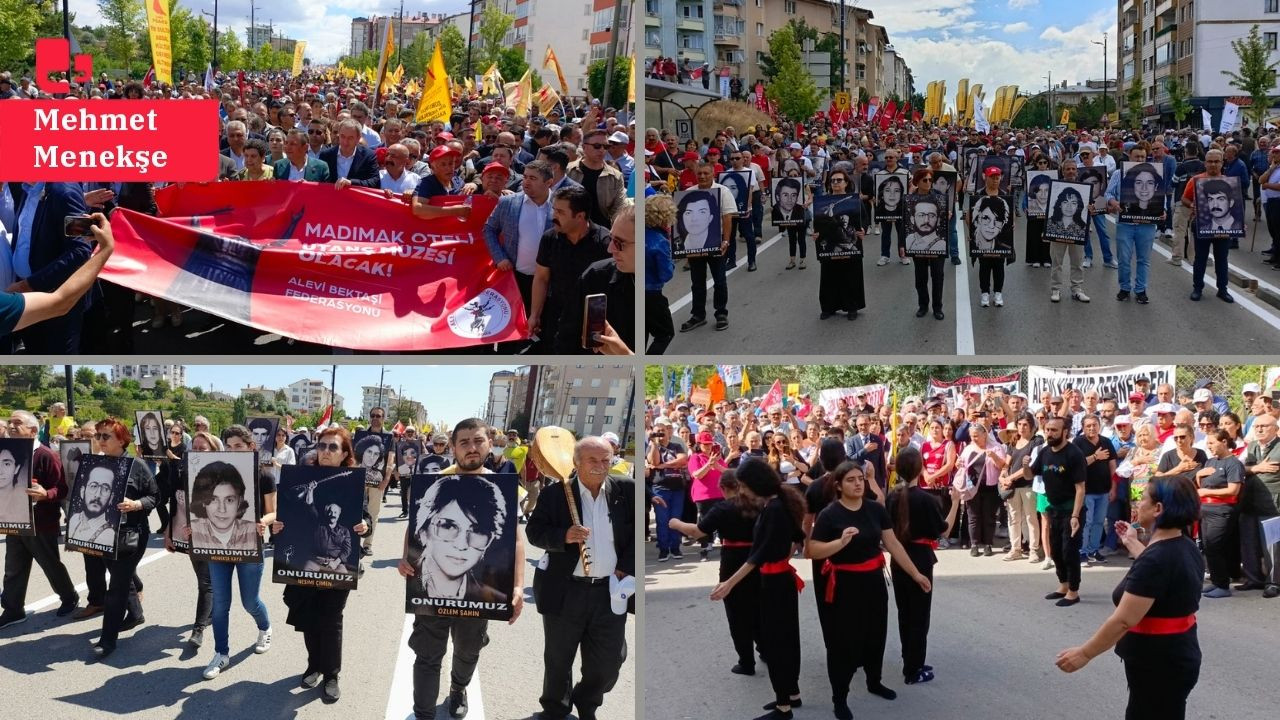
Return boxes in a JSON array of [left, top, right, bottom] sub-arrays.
[[353, 429, 392, 487], [718, 170, 752, 216], [287, 432, 312, 461], [134, 410, 166, 459], [1195, 175, 1245, 237], [59, 441, 90, 507], [247, 417, 280, 460], [66, 455, 131, 557], [1077, 165, 1107, 204], [968, 194, 1015, 257], [1044, 181, 1092, 244], [397, 439, 424, 478], [1026, 171, 1058, 218], [171, 481, 191, 553], [813, 195, 863, 259], [187, 451, 261, 561], [417, 454, 449, 475], [874, 172, 907, 220], [1119, 161, 1165, 224], [932, 170, 957, 212], [1007, 156, 1025, 194], [905, 194, 949, 257], [770, 178, 807, 228], [405, 473, 519, 620], [672, 188, 724, 257], [273, 465, 364, 590], [0, 438, 34, 535]]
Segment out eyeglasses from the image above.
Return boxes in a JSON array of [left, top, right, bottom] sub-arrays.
[[1174, 434, 1191, 441], [584, 143, 607, 150], [94, 433, 114, 441], [370, 413, 384, 419], [429, 516, 492, 551], [315, 441, 342, 453], [610, 236, 633, 250]]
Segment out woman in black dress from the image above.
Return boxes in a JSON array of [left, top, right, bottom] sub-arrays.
[[1057, 476, 1203, 720], [670, 470, 761, 675], [885, 448, 961, 685], [802, 439, 850, 657], [815, 168, 866, 320], [807, 459, 932, 720], [711, 459, 807, 720], [1195, 429, 1244, 598]]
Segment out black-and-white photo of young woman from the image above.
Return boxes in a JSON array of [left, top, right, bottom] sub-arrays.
[[134, 411, 165, 459], [1026, 171, 1058, 218], [1044, 181, 1092, 244], [874, 172, 907, 221], [969, 194, 1014, 256], [353, 430, 392, 488]]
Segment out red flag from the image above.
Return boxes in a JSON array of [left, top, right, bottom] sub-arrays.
[[828, 104, 839, 124], [759, 380, 783, 412], [882, 100, 897, 127], [143, 67, 155, 88], [858, 103, 867, 120], [912, 110, 922, 124], [690, 67, 703, 80], [105, 182, 529, 351], [755, 82, 767, 112], [237, 71, 246, 102], [900, 103, 910, 122], [318, 405, 333, 428], [392, 420, 406, 435]]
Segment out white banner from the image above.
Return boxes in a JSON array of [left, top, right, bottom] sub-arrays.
[[974, 97, 990, 134], [719, 75, 731, 98], [1265, 367, 1280, 394], [818, 384, 889, 416], [927, 373, 1021, 406], [1027, 365, 1175, 404], [1202, 108, 1212, 130], [1220, 101, 1240, 134], [718, 365, 742, 385]]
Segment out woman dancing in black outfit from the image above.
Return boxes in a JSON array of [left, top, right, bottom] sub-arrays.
[[712, 459, 807, 720], [807, 459, 932, 720]]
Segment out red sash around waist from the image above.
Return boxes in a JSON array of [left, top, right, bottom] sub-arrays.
[[821, 555, 886, 603], [720, 540, 753, 548], [911, 538, 940, 550], [759, 560, 805, 593], [1129, 614, 1196, 635], [1201, 496, 1238, 506]]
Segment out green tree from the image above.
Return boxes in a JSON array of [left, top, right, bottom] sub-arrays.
[[98, 0, 142, 70], [765, 25, 821, 123], [857, 87, 870, 107], [1125, 74, 1144, 129], [171, 393, 192, 424], [400, 31, 432, 79], [0, 0, 44, 71], [909, 92, 926, 116], [496, 46, 542, 92], [1223, 24, 1280, 128], [232, 396, 248, 424], [475, 3, 513, 73], [1011, 94, 1049, 129], [102, 389, 132, 418], [437, 24, 467, 79], [74, 366, 98, 387], [588, 57, 631, 108], [1165, 75, 1192, 127], [189, 386, 205, 399], [216, 27, 244, 70], [153, 379, 171, 399], [118, 378, 141, 397]]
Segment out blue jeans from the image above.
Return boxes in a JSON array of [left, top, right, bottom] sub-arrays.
[[1192, 235, 1230, 292], [209, 561, 270, 655], [1114, 222, 1155, 293], [880, 218, 905, 258], [1082, 492, 1109, 556], [1087, 214, 1113, 262], [653, 486, 684, 553]]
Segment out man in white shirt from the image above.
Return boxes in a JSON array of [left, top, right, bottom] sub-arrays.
[[378, 144, 421, 199], [348, 101, 382, 149], [223, 120, 248, 171]]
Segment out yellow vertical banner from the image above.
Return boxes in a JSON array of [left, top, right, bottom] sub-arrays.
[[291, 41, 307, 77], [145, 0, 173, 86], [785, 383, 800, 399], [1061, 108, 1070, 125], [741, 369, 752, 395], [415, 41, 452, 124], [627, 54, 636, 105], [956, 79, 969, 118], [1010, 95, 1027, 123], [544, 46, 570, 96], [374, 20, 395, 103]]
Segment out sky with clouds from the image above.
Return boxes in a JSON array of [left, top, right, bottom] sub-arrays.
[[67, 0, 471, 64], [869, 0, 1117, 108]]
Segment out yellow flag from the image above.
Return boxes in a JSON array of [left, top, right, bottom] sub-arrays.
[[1010, 95, 1027, 123], [405, 78, 419, 96], [544, 46, 570, 96], [535, 84, 561, 116], [1061, 108, 1070, 125], [144, 0, 173, 85], [390, 63, 404, 85], [508, 68, 533, 118], [786, 383, 800, 399], [475, 117, 485, 142], [373, 20, 395, 102], [627, 54, 635, 105], [956, 79, 969, 116], [741, 369, 752, 395], [465, 77, 475, 93], [415, 41, 452, 124], [481, 63, 502, 96], [291, 41, 307, 77]]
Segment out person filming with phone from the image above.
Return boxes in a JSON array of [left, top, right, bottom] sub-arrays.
[[556, 203, 635, 355]]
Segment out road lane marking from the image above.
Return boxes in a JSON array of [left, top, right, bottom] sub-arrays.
[[1149, 241, 1280, 333], [953, 212, 975, 355], [23, 545, 174, 614], [384, 614, 488, 720]]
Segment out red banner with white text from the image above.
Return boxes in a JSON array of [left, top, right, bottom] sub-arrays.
[[102, 182, 527, 351]]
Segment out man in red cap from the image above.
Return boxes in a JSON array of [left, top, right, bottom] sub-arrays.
[[478, 162, 510, 199], [411, 144, 473, 220], [968, 164, 1010, 307], [678, 151, 701, 190]]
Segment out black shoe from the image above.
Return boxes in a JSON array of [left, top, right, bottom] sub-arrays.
[[679, 317, 706, 332], [360, 546, 373, 557], [300, 669, 322, 688], [1234, 582, 1266, 591], [715, 317, 729, 331], [56, 598, 79, 617], [951, 256, 961, 265], [1091, 552, 1107, 563], [1055, 596, 1080, 607], [820, 312, 835, 319], [1116, 290, 1129, 301], [120, 614, 145, 632], [0, 612, 27, 630], [753, 710, 793, 720], [731, 663, 755, 675], [867, 682, 897, 700], [1217, 290, 1234, 303], [847, 310, 857, 320], [762, 698, 802, 710], [983, 546, 993, 557], [699, 548, 710, 562], [448, 688, 469, 718], [833, 699, 853, 720], [969, 547, 980, 557], [1044, 591, 1067, 600], [916, 307, 928, 318], [1190, 289, 1202, 301], [397, 512, 407, 519], [1264, 585, 1280, 598], [934, 309, 945, 320], [656, 549, 669, 562], [671, 548, 684, 559], [903, 668, 935, 685], [91, 643, 115, 661], [1135, 292, 1149, 304], [322, 676, 341, 703], [747, 263, 758, 271]]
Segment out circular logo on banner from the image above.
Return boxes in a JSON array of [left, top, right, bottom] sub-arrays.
[[446, 288, 512, 339]]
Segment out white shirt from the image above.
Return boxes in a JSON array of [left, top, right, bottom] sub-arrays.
[[361, 124, 382, 149], [287, 160, 309, 181], [575, 479, 616, 578], [336, 149, 355, 180], [227, 148, 246, 171], [516, 194, 550, 275], [380, 168, 421, 194]]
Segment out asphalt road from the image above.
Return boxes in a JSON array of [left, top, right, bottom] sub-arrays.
[[644, 538, 1279, 720], [0, 489, 634, 720], [661, 206, 1280, 355]]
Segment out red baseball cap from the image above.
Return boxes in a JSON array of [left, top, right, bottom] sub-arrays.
[[481, 161, 509, 177], [428, 145, 461, 163], [681, 151, 701, 162], [696, 431, 715, 444], [983, 166, 1003, 177], [437, 131, 455, 141]]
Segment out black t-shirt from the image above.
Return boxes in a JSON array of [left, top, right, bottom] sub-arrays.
[[1006, 438, 1042, 488], [414, 173, 455, 199], [535, 223, 613, 305], [579, 165, 608, 226], [1112, 535, 1204, 666], [729, 448, 766, 469], [746, 495, 804, 567], [1200, 455, 1244, 492], [652, 439, 687, 491], [1031, 441, 1087, 510], [885, 486, 947, 570], [804, 476, 835, 516], [1157, 448, 1208, 485], [811, 500, 890, 565], [698, 500, 758, 580], [1072, 434, 1117, 495]]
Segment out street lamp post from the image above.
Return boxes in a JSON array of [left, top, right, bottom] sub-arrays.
[[1044, 72, 1053, 129], [1092, 35, 1108, 126]]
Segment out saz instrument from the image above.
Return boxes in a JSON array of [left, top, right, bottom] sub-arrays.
[[532, 426, 592, 576]]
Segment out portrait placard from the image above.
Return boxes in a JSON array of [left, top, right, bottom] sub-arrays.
[[672, 188, 725, 257], [0, 438, 35, 536], [770, 178, 807, 228], [1118, 161, 1165, 224], [134, 410, 167, 459], [187, 451, 262, 562], [1194, 175, 1245, 238], [272, 465, 365, 590], [813, 195, 863, 259], [397, 439, 425, 478], [66, 455, 132, 557], [1025, 170, 1059, 219], [353, 429, 393, 487], [873, 172, 908, 221], [59, 440, 90, 507], [1076, 165, 1107, 202], [968, 194, 1015, 257], [932, 170, 958, 215], [246, 417, 281, 462], [1043, 181, 1093, 245], [417, 454, 450, 475], [717, 170, 753, 217], [405, 473, 519, 620], [904, 194, 950, 257]]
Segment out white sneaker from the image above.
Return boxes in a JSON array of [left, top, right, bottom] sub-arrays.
[[1082, 258, 1093, 268], [900, 257, 910, 265], [994, 292, 1004, 307], [1072, 291, 1090, 303], [873, 226, 881, 234], [877, 256, 890, 266], [1163, 229, 1173, 238], [254, 627, 272, 654], [203, 653, 230, 680], [980, 292, 990, 307], [1050, 289, 1061, 303], [1041, 558, 1055, 570]]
